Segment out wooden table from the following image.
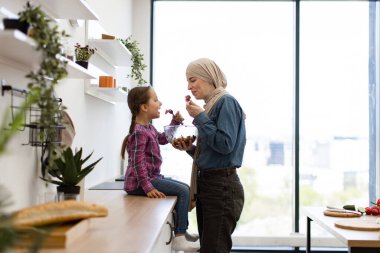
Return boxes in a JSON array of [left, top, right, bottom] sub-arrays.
[[14, 190, 177, 253], [304, 207, 380, 253]]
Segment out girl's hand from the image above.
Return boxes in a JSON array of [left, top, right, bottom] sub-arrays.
[[147, 189, 166, 198], [186, 100, 204, 118], [173, 111, 184, 124]]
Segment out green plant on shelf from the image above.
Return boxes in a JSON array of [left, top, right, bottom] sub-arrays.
[[119, 36, 147, 85], [74, 43, 96, 62]]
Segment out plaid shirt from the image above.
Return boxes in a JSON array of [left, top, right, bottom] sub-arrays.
[[124, 123, 169, 194]]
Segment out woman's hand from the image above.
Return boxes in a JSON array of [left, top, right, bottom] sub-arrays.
[[172, 141, 194, 151], [186, 100, 204, 118], [147, 189, 166, 198]]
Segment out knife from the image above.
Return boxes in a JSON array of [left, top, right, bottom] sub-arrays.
[[326, 206, 362, 215]]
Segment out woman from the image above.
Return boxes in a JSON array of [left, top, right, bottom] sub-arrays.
[[174, 58, 246, 253]]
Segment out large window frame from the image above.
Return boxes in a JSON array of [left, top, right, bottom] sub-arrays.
[[150, 0, 380, 250]]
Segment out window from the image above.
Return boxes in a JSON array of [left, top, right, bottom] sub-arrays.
[[152, 0, 379, 248], [299, 1, 371, 238]]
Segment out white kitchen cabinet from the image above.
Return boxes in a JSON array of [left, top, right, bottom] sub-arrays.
[[152, 211, 175, 253]]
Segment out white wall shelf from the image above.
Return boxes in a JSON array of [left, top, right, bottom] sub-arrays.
[[66, 59, 97, 79], [0, 29, 40, 71], [85, 86, 128, 104], [33, 0, 99, 20], [88, 39, 132, 67], [0, 30, 96, 79]]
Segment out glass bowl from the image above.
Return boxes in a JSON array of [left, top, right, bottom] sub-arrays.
[[164, 125, 198, 145]]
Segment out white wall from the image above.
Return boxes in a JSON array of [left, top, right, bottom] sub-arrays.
[[0, 0, 139, 211], [132, 0, 151, 84]]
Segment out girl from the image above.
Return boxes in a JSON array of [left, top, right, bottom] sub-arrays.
[[121, 86, 200, 252]]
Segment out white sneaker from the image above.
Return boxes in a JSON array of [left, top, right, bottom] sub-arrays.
[[185, 231, 199, 242], [172, 235, 200, 252]]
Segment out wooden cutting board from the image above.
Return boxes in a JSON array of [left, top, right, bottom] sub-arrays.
[[14, 218, 90, 248], [335, 219, 380, 231], [324, 210, 361, 218]]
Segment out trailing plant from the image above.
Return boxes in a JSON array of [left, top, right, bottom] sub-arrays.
[[0, 1, 67, 185], [41, 147, 102, 187], [0, 3, 68, 252], [119, 36, 147, 85], [18, 2, 69, 174], [74, 43, 96, 62]]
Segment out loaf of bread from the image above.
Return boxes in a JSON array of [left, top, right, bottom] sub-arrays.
[[12, 200, 108, 227]]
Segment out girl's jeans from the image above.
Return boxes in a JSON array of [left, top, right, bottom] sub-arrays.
[[196, 171, 244, 253], [127, 177, 190, 234]]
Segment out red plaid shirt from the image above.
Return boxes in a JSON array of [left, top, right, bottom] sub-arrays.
[[124, 123, 169, 194]]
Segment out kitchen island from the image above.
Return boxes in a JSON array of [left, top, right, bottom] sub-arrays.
[[15, 190, 176, 253], [80, 190, 176, 253]]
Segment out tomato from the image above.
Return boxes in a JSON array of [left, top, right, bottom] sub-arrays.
[[371, 208, 379, 216], [365, 207, 372, 215], [371, 206, 380, 216], [377, 198, 380, 206]]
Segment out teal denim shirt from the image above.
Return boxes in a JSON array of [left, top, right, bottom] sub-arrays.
[[188, 94, 246, 171]]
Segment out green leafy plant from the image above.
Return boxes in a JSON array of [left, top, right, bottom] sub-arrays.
[[18, 2, 69, 173], [74, 43, 96, 62], [119, 36, 147, 85], [1, 2, 68, 157], [0, 3, 68, 252], [41, 147, 102, 187]]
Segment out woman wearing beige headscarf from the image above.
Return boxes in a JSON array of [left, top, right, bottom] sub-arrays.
[[174, 58, 246, 253]]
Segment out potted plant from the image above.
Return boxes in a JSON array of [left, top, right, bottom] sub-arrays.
[[119, 36, 147, 85], [2, 18, 30, 35], [41, 147, 102, 201], [74, 43, 96, 69]]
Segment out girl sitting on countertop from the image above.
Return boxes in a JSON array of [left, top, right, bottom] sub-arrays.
[[120, 85, 199, 252]]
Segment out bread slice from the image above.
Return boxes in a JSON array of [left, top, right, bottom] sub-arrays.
[[12, 200, 108, 227]]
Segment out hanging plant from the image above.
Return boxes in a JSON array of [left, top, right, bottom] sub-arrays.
[[119, 36, 147, 85], [0, 3, 68, 252], [18, 2, 69, 174]]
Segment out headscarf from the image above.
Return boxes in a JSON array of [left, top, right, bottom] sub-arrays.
[[186, 58, 228, 113], [185, 58, 228, 210]]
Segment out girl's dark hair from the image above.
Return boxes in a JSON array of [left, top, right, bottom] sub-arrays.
[[121, 86, 151, 159]]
